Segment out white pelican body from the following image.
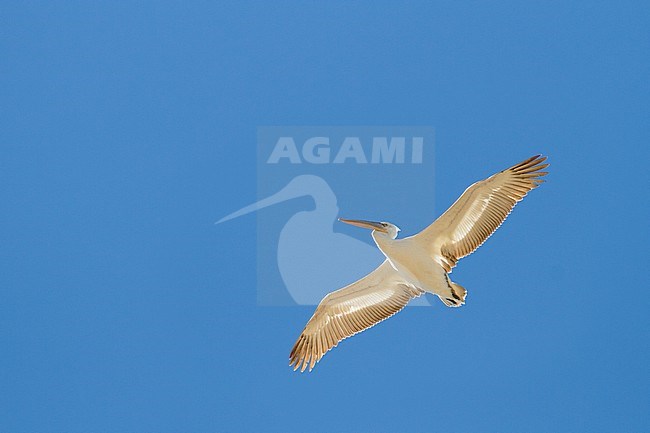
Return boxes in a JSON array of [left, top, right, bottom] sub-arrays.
[[372, 231, 453, 302], [290, 155, 549, 372]]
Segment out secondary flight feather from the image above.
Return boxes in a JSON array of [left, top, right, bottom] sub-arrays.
[[289, 155, 549, 372]]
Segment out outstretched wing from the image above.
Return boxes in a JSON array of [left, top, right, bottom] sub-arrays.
[[414, 155, 548, 272], [289, 260, 423, 372]]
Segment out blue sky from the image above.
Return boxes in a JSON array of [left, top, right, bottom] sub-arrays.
[[1, 1, 649, 432]]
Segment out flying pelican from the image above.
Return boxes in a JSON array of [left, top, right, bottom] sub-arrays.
[[289, 155, 549, 372]]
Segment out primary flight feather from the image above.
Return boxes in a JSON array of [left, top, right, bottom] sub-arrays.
[[289, 155, 548, 372]]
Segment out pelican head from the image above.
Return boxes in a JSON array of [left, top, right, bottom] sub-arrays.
[[338, 218, 400, 240]]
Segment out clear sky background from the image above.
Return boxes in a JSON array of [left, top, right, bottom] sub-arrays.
[[1, 2, 649, 432]]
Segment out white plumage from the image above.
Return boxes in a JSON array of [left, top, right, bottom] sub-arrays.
[[290, 155, 548, 372]]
